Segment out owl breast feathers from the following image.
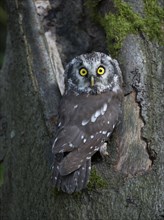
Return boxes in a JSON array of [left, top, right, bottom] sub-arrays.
[[52, 52, 123, 193]]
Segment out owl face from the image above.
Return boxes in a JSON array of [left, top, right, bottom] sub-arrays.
[[65, 52, 122, 94]]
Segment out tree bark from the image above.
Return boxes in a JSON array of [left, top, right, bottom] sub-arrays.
[[0, 0, 164, 219]]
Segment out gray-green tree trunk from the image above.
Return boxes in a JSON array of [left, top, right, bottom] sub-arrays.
[[0, 0, 163, 219]]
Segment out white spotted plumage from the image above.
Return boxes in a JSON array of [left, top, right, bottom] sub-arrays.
[[52, 52, 123, 194], [101, 103, 108, 115], [82, 119, 89, 126], [83, 138, 87, 143]]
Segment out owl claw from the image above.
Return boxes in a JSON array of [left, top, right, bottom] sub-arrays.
[[99, 143, 109, 157]]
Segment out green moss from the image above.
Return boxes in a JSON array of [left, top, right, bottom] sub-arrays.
[[87, 167, 108, 190], [143, 0, 164, 42], [85, 0, 164, 56], [0, 162, 4, 187], [52, 168, 107, 195], [0, 6, 8, 26], [52, 185, 83, 198], [52, 187, 63, 196]]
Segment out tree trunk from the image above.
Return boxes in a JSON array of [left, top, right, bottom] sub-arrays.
[[0, 0, 163, 219]]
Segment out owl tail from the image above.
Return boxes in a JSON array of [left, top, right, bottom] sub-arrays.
[[52, 154, 91, 194]]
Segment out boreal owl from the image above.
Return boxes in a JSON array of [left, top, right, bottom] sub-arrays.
[[52, 52, 123, 193]]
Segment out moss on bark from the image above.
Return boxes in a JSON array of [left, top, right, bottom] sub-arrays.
[[86, 0, 164, 56]]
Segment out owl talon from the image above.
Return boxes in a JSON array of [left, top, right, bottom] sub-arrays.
[[99, 143, 109, 157]]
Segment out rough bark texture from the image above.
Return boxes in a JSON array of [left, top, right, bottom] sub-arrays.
[[0, 0, 164, 219]]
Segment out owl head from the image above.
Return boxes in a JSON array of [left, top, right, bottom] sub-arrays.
[[64, 52, 122, 95]]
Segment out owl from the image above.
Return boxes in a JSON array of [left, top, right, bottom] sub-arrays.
[[52, 52, 123, 193]]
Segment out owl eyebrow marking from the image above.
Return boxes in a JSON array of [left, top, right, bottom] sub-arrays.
[[101, 55, 112, 64], [76, 58, 83, 66]]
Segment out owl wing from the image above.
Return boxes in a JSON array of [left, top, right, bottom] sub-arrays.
[[53, 91, 122, 175]]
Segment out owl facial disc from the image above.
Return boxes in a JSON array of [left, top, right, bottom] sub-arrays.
[[64, 52, 122, 95]]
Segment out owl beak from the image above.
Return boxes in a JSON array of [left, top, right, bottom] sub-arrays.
[[90, 76, 95, 87]]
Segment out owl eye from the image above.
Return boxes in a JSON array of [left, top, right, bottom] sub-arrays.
[[79, 68, 88, 77], [97, 66, 105, 75]]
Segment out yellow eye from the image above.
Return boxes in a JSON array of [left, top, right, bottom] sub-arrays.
[[79, 68, 88, 77], [97, 66, 105, 75]]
